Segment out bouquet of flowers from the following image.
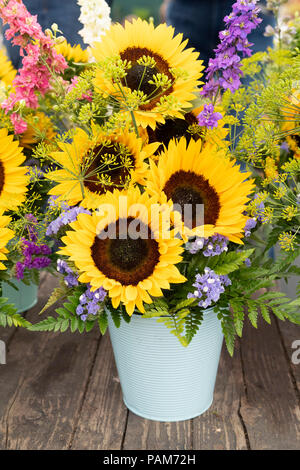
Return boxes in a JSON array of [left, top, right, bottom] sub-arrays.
[[0, 0, 299, 359]]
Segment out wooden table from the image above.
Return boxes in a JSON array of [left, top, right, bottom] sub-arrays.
[[0, 273, 299, 450]]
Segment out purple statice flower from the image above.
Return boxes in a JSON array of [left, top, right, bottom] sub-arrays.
[[197, 104, 223, 129], [76, 285, 107, 321], [245, 258, 251, 267], [253, 194, 265, 222], [201, 0, 262, 98], [16, 262, 25, 280], [24, 213, 38, 242], [48, 196, 70, 211], [280, 142, 289, 153], [188, 267, 231, 309], [16, 238, 52, 279], [57, 259, 79, 287], [187, 234, 229, 256], [244, 217, 257, 237], [46, 206, 91, 236], [30, 257, 51, 269], [56, 259, 107, 321]]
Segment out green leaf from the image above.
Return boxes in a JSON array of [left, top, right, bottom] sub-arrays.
[[221, 312, 236, 356], [230, 299, 244, 337], [247, 299, 259, 328], [39, 286, 68, 315], [213, 249, 254, 275], [98, 311, 108, 335]]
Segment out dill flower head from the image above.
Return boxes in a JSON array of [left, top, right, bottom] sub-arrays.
[[92, 18, 204, 129], [45, 127, 158, 209]]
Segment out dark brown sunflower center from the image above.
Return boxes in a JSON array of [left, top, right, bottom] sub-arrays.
[[163, 170, 220, 229], [0, 161, 4, 196], [91, 218, 160, 285], [147, 113, 202, 153], [120, 47, 174, 111], [125, 63, 161, 99], [292, 134, 300, 147], [83, 142, 134, 194]]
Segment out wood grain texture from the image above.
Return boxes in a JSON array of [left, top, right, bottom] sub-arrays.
[[192, 342, 248, 450], [70, 334, 128, 450], [276, 318, 300, 394], [0, 273, 47, 344], [239, 317, 300, 450], [123, 413, 192, 450], [0, 274, 101, 450], [1, 274, 300, 450]]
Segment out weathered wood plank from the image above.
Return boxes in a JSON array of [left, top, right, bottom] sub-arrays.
[[0, 272, 48, 344], [70, 333, 127, 450], [0, 274, 101, 450], [192, 342, 248, 450], [276, 319, 300, 393], [123, 413, 192, 450], [239, 317, 300, 450]]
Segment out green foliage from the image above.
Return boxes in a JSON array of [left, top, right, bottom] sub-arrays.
[[0, 297, 31, 328], [143, 297, 202, 347], [38, 284, 69, 315], [209, 249, 254, 275]]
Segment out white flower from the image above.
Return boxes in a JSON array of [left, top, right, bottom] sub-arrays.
[[77, 0, 111, 46], [196, 238, 204, 249]]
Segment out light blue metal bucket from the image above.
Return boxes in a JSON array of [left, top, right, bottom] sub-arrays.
[[108, 307, 223, 422], [1, 280, 38, 313]]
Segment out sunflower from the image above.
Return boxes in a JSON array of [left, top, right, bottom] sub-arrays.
[[0, 213, 14, 270], [146, 137, 255, 243], [0, 128, 28, 210], [286, 133, 300, 159], [19, 112, 56, 150], [92, 18, 204, 129], [281, 89, 300, 159], [144, 105, 229, 157], [55, 41, 89, 64], [0, 49, 16, 86], [60, 187, 186, 315], [46, 127, 159, 209]]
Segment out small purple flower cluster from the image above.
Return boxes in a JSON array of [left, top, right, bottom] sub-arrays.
[[201, 0, 262, 97], [16, 239, 51, 279], [48, 196, 70, 211], [244, 217, 257, 237], [188, 267, 231, 309], [57, 259, 107, 321], [188, 234, 229, 257], [57, 259, 79, 287], [46, 206, 91, 236], [197, 104, 223, 129], [24, 213, 39, 242], [76, 287, 107, 321]]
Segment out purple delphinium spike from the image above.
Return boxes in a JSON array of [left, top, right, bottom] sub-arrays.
[[197, 104, 223, 129], [201, 0, 262, 98]]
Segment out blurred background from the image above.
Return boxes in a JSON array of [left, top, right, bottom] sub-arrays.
[[112, 0, 162, 23]]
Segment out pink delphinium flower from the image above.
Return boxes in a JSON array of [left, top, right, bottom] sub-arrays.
[[10, 113, 28, 134], [0, 0, 67, 133], [67, 76, 93, 101]]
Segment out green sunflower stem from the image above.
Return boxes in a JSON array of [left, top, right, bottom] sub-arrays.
[[130, 110, 140, 139]]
